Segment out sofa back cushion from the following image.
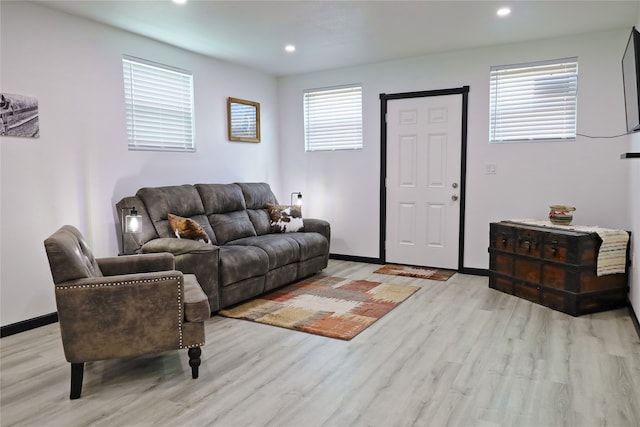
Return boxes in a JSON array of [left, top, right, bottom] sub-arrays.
[[236, 182, 278, 235], [137, 185, 216, 243], [195, 183, 257, 244]]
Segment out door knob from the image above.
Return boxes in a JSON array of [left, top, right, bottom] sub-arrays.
[[452, 182, 458, 189], [451, 195, 459, 201]]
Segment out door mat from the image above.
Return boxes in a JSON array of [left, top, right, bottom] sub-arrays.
[[219, 274, 420, 341], [374, 264, 456, 281]]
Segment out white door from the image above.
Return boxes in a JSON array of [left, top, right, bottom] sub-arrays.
[[385, 94, 462, 269]]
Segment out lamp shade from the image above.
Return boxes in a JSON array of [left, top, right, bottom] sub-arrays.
[[125, 208, 141, 233], [291, 192, 303, 206], [120, 206, 142, 255]]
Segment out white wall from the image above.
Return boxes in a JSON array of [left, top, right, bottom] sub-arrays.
[[627, 13, 640, 319], [278, 29, 632, 270], [0, 2, 280, 326]]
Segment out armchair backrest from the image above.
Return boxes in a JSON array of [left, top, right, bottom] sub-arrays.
[[44, 225, 103, 284]]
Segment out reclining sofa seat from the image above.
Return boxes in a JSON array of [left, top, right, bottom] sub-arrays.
[[116, 182, 330, 311]]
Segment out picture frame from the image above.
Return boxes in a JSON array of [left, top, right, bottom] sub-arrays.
[[1, 92, 40, 138], [227, 97, 260, 143]]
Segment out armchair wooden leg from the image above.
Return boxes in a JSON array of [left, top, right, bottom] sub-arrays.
[[188, 347, 201, 379], [70, 363, 84, 399]]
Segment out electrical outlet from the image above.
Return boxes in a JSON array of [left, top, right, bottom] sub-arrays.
[[485, 163, 497, 175]]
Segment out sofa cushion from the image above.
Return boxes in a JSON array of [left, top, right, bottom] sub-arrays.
[[195, 183, 257, 244], [209, 211, 257, 245], [236, 182, 277, 208], [218, 245, 269, 287], [246, 209, 272, 236], [228, 234, 300, 269], [266, 203, 304, 233], [138, 185, 205, 221], [141, 238, 215, 256], [196, 183, 246, 213], [137, 185, 216, 243], [168, 214, 210, 243], [281, 232, 329, 261], [236, 183, 278, 235]]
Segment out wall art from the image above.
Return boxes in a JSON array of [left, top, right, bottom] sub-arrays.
[[227, 97, 260, 143], [0, 92, 40, 138]]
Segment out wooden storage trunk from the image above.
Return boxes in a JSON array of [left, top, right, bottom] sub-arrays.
[[488, 221, 630, 316]]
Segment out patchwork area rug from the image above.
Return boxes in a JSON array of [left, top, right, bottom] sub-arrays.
[[374, 264, 456, 281], [219, 275, 420, 340]]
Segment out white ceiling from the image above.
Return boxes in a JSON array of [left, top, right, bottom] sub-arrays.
[[34, 0, 639, 76]]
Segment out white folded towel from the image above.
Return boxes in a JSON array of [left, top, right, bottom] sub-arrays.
[[593, 229, 630, 276]]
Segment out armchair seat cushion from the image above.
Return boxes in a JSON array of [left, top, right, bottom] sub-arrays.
[[183, 274, 211, 322]]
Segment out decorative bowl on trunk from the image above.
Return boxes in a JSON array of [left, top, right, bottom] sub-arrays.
[[549, 205, 576, 225]]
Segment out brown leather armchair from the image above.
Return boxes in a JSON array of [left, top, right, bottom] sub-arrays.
[[44, 225, 210, 399]]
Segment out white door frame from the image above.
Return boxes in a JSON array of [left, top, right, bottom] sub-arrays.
[[379, 86, 469, 271]]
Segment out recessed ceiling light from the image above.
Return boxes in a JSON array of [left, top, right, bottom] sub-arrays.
[[497, 7, 511, 17], [173, 0, 187, 5], [285, 44, 296, 53]]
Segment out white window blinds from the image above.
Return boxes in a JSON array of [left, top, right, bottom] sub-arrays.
[[489, 58, 578, 143], [122, 55, 195, 152], [304, 85, 363, 151]]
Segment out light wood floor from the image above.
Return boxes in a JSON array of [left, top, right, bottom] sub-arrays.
[[2, 260, 640, 427]]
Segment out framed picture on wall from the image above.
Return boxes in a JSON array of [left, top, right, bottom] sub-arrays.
[[227, 97, 260, 143], [1, 92, 39, 138]]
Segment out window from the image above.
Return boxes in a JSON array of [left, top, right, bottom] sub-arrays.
[[122, 55, 195, 152], [303, 84, 363, 151], [489, 57, 578, 143]]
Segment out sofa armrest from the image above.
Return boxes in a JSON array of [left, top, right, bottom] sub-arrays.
[[54, 271, 188, 363], [97, 253, 175, 276], [302, 218, 331, 244], [140, 238, 221, 312], [140, 238, 217, 256], [175, 250, 220, 312]]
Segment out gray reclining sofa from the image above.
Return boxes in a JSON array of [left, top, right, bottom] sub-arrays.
[[116, 183, 330, 312]]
